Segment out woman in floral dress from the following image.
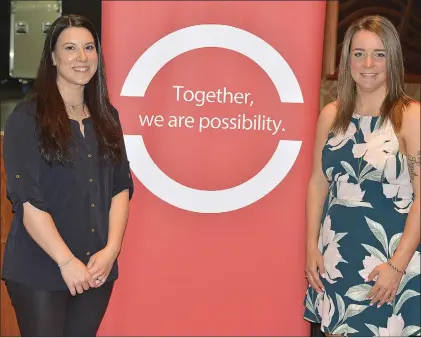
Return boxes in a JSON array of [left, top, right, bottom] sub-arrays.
[[303, 16, 420, 336]]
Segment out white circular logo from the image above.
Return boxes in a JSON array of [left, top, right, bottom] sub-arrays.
[[121, 24, 303, 213]]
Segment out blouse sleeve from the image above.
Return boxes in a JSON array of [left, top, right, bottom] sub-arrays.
[[111, 108, 134, 200], [3, 101, 48, 212]]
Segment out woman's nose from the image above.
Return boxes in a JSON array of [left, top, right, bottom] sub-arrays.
[[77, 49, 88, 62]]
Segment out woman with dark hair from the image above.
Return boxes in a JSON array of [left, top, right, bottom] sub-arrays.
[[2, 14, 133, 336], [303, 16, 420, 336]]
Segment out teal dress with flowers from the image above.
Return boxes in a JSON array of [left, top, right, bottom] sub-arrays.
[[303, 114, 421, 336]]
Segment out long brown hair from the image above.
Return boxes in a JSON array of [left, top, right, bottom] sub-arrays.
[[32, 14, 122, 165], [331, 15, 412, 135]]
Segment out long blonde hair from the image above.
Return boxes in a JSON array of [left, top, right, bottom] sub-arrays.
[[331, 15, 412, 135]]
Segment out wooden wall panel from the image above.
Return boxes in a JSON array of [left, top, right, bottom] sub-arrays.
[[1, 135, 20, 336]]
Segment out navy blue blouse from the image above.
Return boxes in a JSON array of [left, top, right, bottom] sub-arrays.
[[2, 100, 133, 291]]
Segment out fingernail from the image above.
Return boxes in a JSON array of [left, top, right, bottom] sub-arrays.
[[321, 273, 326, 278], [369, 303, 373, 306], [322, 288, 326, 292], [377, 304, 381, 308]]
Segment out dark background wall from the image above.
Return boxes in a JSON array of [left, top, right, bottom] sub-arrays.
[[0, 1, 12, 85], [61, 0, 102, 40]]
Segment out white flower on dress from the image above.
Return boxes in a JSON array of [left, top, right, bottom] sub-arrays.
[[320, 214, 335, 247], [335, 173, 366, 201], [324, 242, 345, 282], [327, 122, 357, 150], [406, 251, 420, 274], [358, 255, 383, 281], [317, 293, 335, 328], [383, 155, 411, 187], [352, 118, 398, 171], [371, 314, 421, 336], [318, 215, 347, 284], [378, 314, 405, 336], [383, 154, 414, 213]]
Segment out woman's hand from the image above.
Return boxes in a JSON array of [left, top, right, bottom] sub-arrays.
[[366, 262, 404, 307], [60, 257, 96, 296], [305, 244, 326, 294], [87, 246, 118, 288]]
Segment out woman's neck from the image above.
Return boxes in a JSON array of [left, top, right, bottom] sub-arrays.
[[57, 80, 88, 121], [57, 79, 85, 107], [355, 85, 387, 116]]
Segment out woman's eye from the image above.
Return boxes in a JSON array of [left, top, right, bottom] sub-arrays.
[[86, 44, 95, 51]]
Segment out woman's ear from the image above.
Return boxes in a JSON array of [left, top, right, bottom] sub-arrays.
[[52, 52, 56, 66]]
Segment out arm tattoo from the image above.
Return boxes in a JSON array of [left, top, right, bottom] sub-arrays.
[[407, 151, 420, 182]]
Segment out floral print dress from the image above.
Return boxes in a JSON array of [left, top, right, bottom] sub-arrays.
[[304, 114, 421, 336]]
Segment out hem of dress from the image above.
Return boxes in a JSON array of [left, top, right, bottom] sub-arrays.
[[303, 317, 325, 333]]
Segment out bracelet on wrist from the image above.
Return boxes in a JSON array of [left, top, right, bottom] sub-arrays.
[[387, 259, 406, 275], [58, 254, 74, 268]]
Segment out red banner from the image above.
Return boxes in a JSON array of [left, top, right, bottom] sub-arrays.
[[100, 1, 326, 335]]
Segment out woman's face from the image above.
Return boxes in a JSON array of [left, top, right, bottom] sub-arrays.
[[349, 30, 387, 93], [52, 27, 98, 89]]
